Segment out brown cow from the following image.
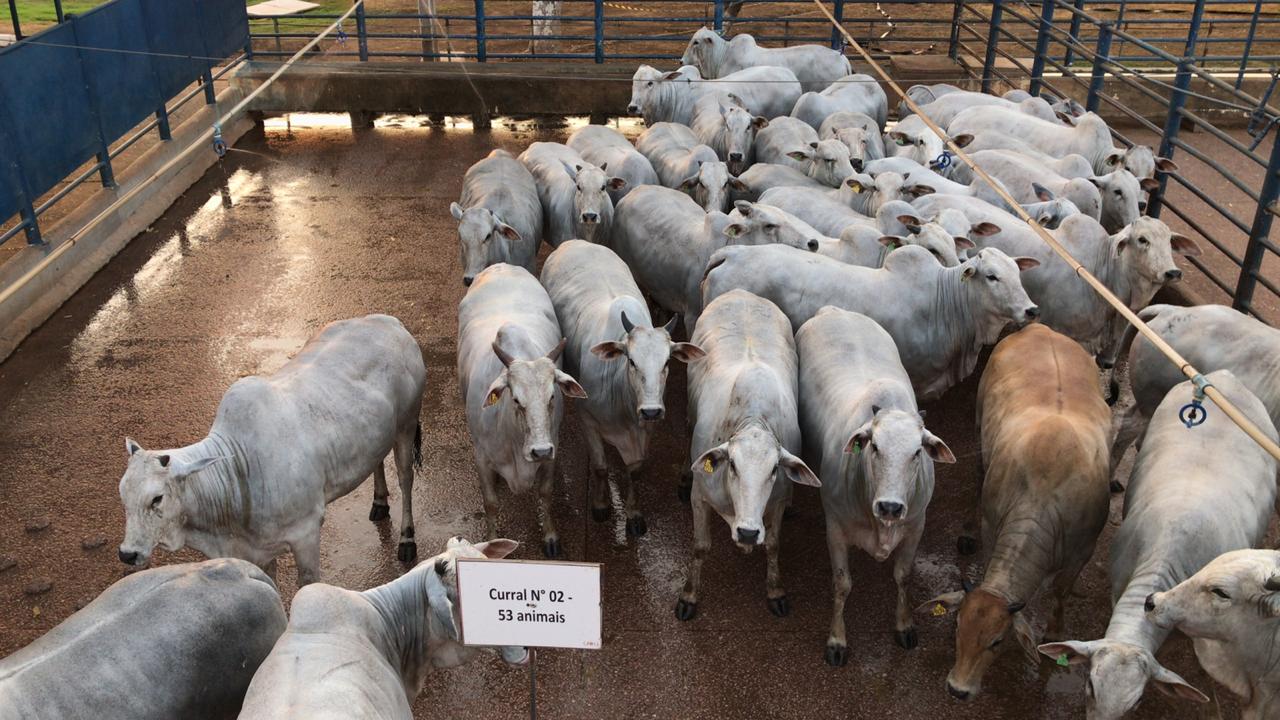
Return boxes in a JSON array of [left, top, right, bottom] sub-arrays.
[[920, 323, 1111, 701]]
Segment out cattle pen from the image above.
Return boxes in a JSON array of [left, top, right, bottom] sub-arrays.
[[1, 1, 1280, 719]]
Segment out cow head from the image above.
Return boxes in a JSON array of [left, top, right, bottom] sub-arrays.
[[451, 202, 521, 287], [485, 334, 587, 462], [726, 201, 821, 252], [1089, 169, 1142, 232], [628, 64, 697, 122], [930, 207, 988, 261], [1111, 216, 1201, 293], [679, 159, 747, 213], [562, 161, 623, 244], [1121, 144, 1177, 181], [787, 138, 855, 187], [829, 126, 871, 173], [1053, 178, 1103, 223], [682, 27, 726, 77], [691, 422, 818, 547], [591, 312, 705, 423], [920, 583, 1034, 701], [843, 407, 953, 559], [958, 248, 1041, 343], [1147, 549, 1280, 639], [425, 536, 528, 670], [1022, 185, 1081, 230], [1036, 640, 1208, 719], [884, 212, 965, 267], [118, 438, 225, 566], [886, 127, 971, 172], [719, 103, 767, 175]]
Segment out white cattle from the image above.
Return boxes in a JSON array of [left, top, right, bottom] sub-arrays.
[[798, 307, 955, 664], [819, 110, 885, 169], [681, 27, 852, 92], [567, 125, 658, 204], [541, 241, 705, 536], [952, 149, 1095, 183], [519, 142, 624, 246], [691, 94, 768, 175], [1118, 144, 1178, 182], [739, 169, 934, 219], [627, 64, 802, 126], [1041, 369, 1276, 719], [676, 289, 820, 622], [451, 149, 543, 286], [635, 122, 745, 212], [886, 114, 974, 174], [237, 538, 528, 720], [953, 148, 1101, 222], [790, 74, 889, 132], [0, 559, 285, 720], [610, 185, 818, 332], [865, 156, 1009, 209], [702, 243, 1040, 400], [950, 107, 1131, 174], [897, 82, 963, 117], [901, 90, 1019, 126], [754, 117, 853, 186], [1147, 548, 1280, 720], [1108, 303, 1280, 482], [457, 264, 587, 558], [119, 315, 426, 581]]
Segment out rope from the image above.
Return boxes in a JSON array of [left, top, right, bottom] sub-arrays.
[[809, 0, 1280, 462]]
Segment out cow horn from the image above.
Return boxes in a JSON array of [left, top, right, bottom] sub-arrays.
[[492, 341, 516, 367], [663, 315, 679, 335], [546, 338, 568, 362], [1265, 573, 1280, 592], [620, 311, 636, 334]]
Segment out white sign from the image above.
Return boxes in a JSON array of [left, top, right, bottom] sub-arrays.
[[456, 558, 602, 650]]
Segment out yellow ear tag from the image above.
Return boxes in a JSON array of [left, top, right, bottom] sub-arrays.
[[703, 458, 714, 473], [486, 390, 500, 406], [932, 603, 947, 617]]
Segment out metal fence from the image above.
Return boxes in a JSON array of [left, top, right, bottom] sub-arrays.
[[0, 0, 247, 246]]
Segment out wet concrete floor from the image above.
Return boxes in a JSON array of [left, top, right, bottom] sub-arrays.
[[0, 114, 1247, 719]]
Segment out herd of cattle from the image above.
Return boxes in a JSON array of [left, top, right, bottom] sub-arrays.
[[3, 27, 1280, 720]]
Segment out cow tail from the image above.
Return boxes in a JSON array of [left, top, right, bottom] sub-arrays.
[[413, 420, 424, 468], [1104, 304, 1172, 406]]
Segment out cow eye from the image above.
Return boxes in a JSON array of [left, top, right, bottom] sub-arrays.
[[150, 495, 163, 509], [765, 223, 778, 231], [628, 357, 636, 369], [986, 274, 999, 282], [1138, 237, 1148, 245], [928, 249, 940, 257], [646, 81, 653, 87], [989, 638, 1004, 650], [870, 442, 879, 453], [600, 185, 608, 192], [1114, 189, 1122, 196], [1211, 588, 1231, 599]]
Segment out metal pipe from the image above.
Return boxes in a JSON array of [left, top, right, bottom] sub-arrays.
[[713, 0, 723, 33], [1238, 0, 1263, 90], [1235, 132, 1280, 311], [948, 0, 963, 60], [981, 0, 1004, 94], [356, 0, 369, 61], [1148, 57, 1192, 219], [53, 0, 64, 23], [473, 0, 485, 61], [594, 0, 604, 63], [1064, 0, 1084, 66], [1030, 0, 1056, 96], [830, 0, 844, 51], [7, 0, 22, 39], [1086, 21, 1112, 112]]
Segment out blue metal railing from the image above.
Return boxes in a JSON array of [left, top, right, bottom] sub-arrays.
[[0, 0, 248, 247]]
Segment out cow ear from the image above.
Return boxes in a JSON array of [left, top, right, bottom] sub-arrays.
[[970, 221, 1000, 237], [482, 375, 508, 408], [661, 70, 685, 81], [426, 571, 461, 641], [843, 422, 873, 455], [555, 370, 588, 399], [889, 131, 910, 147], [679, 174, 700, 190], [1106, 151, 1124, 168], [125, 437, 142, 457], [952, 133, 974, 148], [692, 445, 729, 476], [590, 341, 627, 361], [962, 264, 976, 281], [607, 177, 627, 190], [1156, 157, 1179, 172], [953, 236, 976, 251], [779, 447, 820, 487], [723, 223, 747, 238], [1032, 183, 1054, 202], [1140, 177, 1160, 192], [877, 235, 902, 249], [1151, 665, 1210, 703], [733, 200, 753, 216], [1038, 641, 1097, 666], [1170, 233, 1202, 256], [671, 342, 707, 363], [168, 455, 225, 480], [845, 178, 865, 193], [728, 177, 749, 192], [496, 222, 521, 242], [475, 538, 520, 559], [906, 184, 935, 198], [752, 116, 769, 129], [916, 590, 965, 617], [922, 430, 956, 464], [450, 202, 465, 221], [896, 213, 922, 228], [786, 150, 811, 162], [1014, 257, 1040, 271]]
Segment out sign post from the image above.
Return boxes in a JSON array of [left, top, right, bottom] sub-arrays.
[[456, 558, 602, 719]]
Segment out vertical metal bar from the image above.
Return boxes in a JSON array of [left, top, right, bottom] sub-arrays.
[[155, 106, 172, 141], [67, 13, 116, 188], [1182, 0, 1206, 59], [1029, 0, 1056, 96], [7, 0, 22, 39], [528, 647, 538, 720], [594, 0, 604, 63], [53, 0, 64, 23], [201, 69, 216, 104], [713, 0, 724, 33], [948, 0, 964, 60], [1113, 0, 1126, 59], [0, 94, 39, 243], [1063, 0, 1084, 66], [1147, 57, 1192, 219], [474, 0, 486, 62], [355, 0, 369, 61], [982, 0, 1005, 95], [1237, 0, 1263, 89], [1234, 132, 1280, 312], [1086, 21, 1112, 113], [18, 203, 41, 245], [830, 0, 844, 51]]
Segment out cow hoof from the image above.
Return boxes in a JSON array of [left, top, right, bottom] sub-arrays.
[[825, 642, 849, 667], [591, 506, 610, 523], [368, 503, 391, 521], [767, 595, 790, 617], [895, 627, 918, 650], [542, 538, 562, 559], [677, 481, 691, 504], [957, 535, 978, 556], [1105, 379, 1120, 407], [1110, 480, 1125, 494], [675, 598, 698, 621], [626, 516, 648, 537], [397, 541, 417, 563]]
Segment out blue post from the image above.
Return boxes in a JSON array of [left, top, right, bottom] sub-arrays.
[[7, 0, 23, 39], [1237, 0, 1263, 89], [1029, 0, 1056, 96], [1182, 0, 1206, 59], [981, 0, 1004, 95], [18, 203, 41, 245], [713, 0, 724, 33], [948, 0, 964, 60], [53, 0, 64, 23], [1064, 0, 1084, 66], [474, 0, 486, 62], [594, 0, 604, 63], [830, 0, 844, 51], [68, 13, 116, 188], [1147, 57, 1192, 219], [155, 106, 172, 141], [1085, 21, 1112, 113], [355, 0, 369, 61], [1234, 124, 1280, 312], [201, 68, 215, 104]]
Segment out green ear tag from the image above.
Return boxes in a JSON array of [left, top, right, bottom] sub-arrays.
[[852, 443, 862, 454], [1056, 653, 1070, 667]]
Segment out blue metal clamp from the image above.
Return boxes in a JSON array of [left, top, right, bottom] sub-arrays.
[[1178, 374, 1211, 428], [212, 123, 227, 157], [932, 151, 953, 171], [337, 21, 348, 46]]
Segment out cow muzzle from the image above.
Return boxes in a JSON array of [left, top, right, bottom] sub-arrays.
[[1022, 306, 1041, 325], [118, 547, 147, 566], [638, 406, 665, 422], [946, 681, 973, 702], [528, 444, 555, 462], [874, 500, 906, 520], [734, 526, 762, 546], [581, 212, 599, 224], [627, 104, 641, 116]]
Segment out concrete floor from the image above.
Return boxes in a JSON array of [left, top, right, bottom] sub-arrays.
[[0, 114, 1248, 719]]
